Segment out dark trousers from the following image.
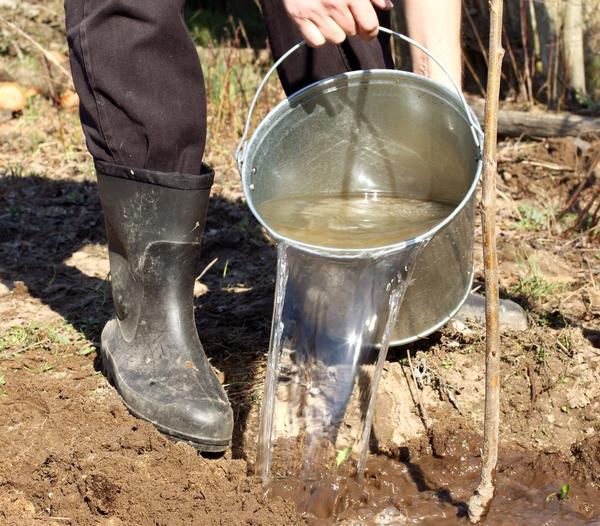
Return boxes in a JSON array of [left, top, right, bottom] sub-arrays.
[[65, 1, 393, 177]]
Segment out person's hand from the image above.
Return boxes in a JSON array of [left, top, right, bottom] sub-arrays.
[[283, 0, 394, 47]]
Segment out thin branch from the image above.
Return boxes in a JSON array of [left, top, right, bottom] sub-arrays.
[[519, 0, 534, 105], [463, 52, 487, 97], [197, 257, 219, 281], [463, 3, 489, 67], [468, 0, 505, 522], [406, 350, 430, 430], [0, 14, 74, 88]]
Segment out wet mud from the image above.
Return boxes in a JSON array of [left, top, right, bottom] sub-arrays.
[[270, 429, 600, 525]]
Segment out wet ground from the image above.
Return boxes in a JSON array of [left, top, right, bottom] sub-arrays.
[[271, 428, 600, 525]]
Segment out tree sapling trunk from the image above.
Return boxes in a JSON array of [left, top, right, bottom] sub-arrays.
[[467, 0, 505, 522]]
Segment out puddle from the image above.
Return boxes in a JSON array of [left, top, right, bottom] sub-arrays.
[[270, 432, 600, 525]]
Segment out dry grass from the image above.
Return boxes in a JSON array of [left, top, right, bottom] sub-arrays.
[[200, 41, 284, 178]]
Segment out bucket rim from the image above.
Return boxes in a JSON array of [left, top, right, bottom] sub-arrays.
[[241, 69, 484, 258]]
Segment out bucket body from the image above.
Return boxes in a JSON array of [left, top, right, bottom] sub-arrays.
[[241, 70, 482, 343]]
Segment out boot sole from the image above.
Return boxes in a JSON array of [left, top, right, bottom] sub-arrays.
[[101, 352, 232, 454]]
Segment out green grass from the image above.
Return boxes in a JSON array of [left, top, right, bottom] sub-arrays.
[[8, 204, 23, 216], [510, 259, 563, 303], [511, 204, 552, 231], [186, 8, 231, 47], [546, 483, 570, 502], [184, 3, 265, 48], [0, 324, 36, 353], [557, 331, 573, 355], [535, 345, 549, 365], [23, 362, 54, 374], [512, 273, 559, 302], [0, 321, 94, 358], [335, 446, 353, 467]]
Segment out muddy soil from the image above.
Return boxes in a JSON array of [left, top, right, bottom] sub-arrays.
[[272, 428, 600, 525], [1, 2, 599, 523]]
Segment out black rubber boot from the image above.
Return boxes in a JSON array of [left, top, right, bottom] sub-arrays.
[[95, 161, 233, 452]]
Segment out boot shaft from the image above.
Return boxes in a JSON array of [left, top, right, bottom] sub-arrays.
[[96, 161, 213, 253], [96, 162, 214, 341]]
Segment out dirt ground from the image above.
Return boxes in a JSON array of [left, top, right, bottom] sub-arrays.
[[1, 3, 600, 525]]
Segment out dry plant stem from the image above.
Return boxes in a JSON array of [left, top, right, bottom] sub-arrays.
[[462, 4, 489, 67], [519, 0, 534, 105], [468, 0, 504, 523], [463, 53, 487, 97], [0, 14, 74, 87], [528, 0, 541, 69], [406, 350, 430, 431], [502, 28, 526, 101]]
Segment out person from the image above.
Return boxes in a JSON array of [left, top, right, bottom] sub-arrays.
[[64, 0, 461, 453]]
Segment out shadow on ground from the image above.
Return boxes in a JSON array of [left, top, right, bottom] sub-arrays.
[[0, 172, 277, 458]]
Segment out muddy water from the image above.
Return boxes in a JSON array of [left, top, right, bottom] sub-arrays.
[[269, 435, 600, 525], [257, 193, 455, 249]]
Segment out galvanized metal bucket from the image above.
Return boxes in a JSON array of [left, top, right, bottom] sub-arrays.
[[237, 28, 483, 346]]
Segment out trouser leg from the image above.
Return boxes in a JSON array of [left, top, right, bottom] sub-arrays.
[[260, 0, 394, 96], [64, 0, 207, 175]]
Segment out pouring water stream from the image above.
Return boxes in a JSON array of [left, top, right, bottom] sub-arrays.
[[255, 193, 455, 500]]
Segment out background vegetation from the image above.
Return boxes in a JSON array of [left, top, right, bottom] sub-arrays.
[[183, 0, 600, 110]]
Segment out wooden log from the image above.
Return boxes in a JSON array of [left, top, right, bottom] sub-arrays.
[[0, 82, 27, 112], [59, 89, 79, 111], [467, 96, 600, 138]]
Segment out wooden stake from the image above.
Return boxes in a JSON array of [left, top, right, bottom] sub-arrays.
[[468, 0, 505, 523]]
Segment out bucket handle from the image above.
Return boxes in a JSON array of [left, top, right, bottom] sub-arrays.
[[236, 26, 483, 170]]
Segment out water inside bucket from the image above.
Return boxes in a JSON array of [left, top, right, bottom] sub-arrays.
[[255, 191, 457, 520], [257, 193, 456, 250]]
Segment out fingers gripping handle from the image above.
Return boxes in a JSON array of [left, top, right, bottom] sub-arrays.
[[236, 27, 483, 170]]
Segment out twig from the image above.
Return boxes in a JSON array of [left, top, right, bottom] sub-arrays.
[[554, 335, 573, 359], [522, 160, 573, 171], [7, 339, 49, 357], [503, 27, 526, 102], [528, 0, 542, 75], [406, 350, 430, 430], [0, 14, 74, 88], [526, 362, 538, 406], [463, 4, 489, 67], [519, 0, 534, 106], [468, 0, 505, 522], [463, 53, 487, 98], [41, 55, 68, 147], [197, 257, 219, 281]]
